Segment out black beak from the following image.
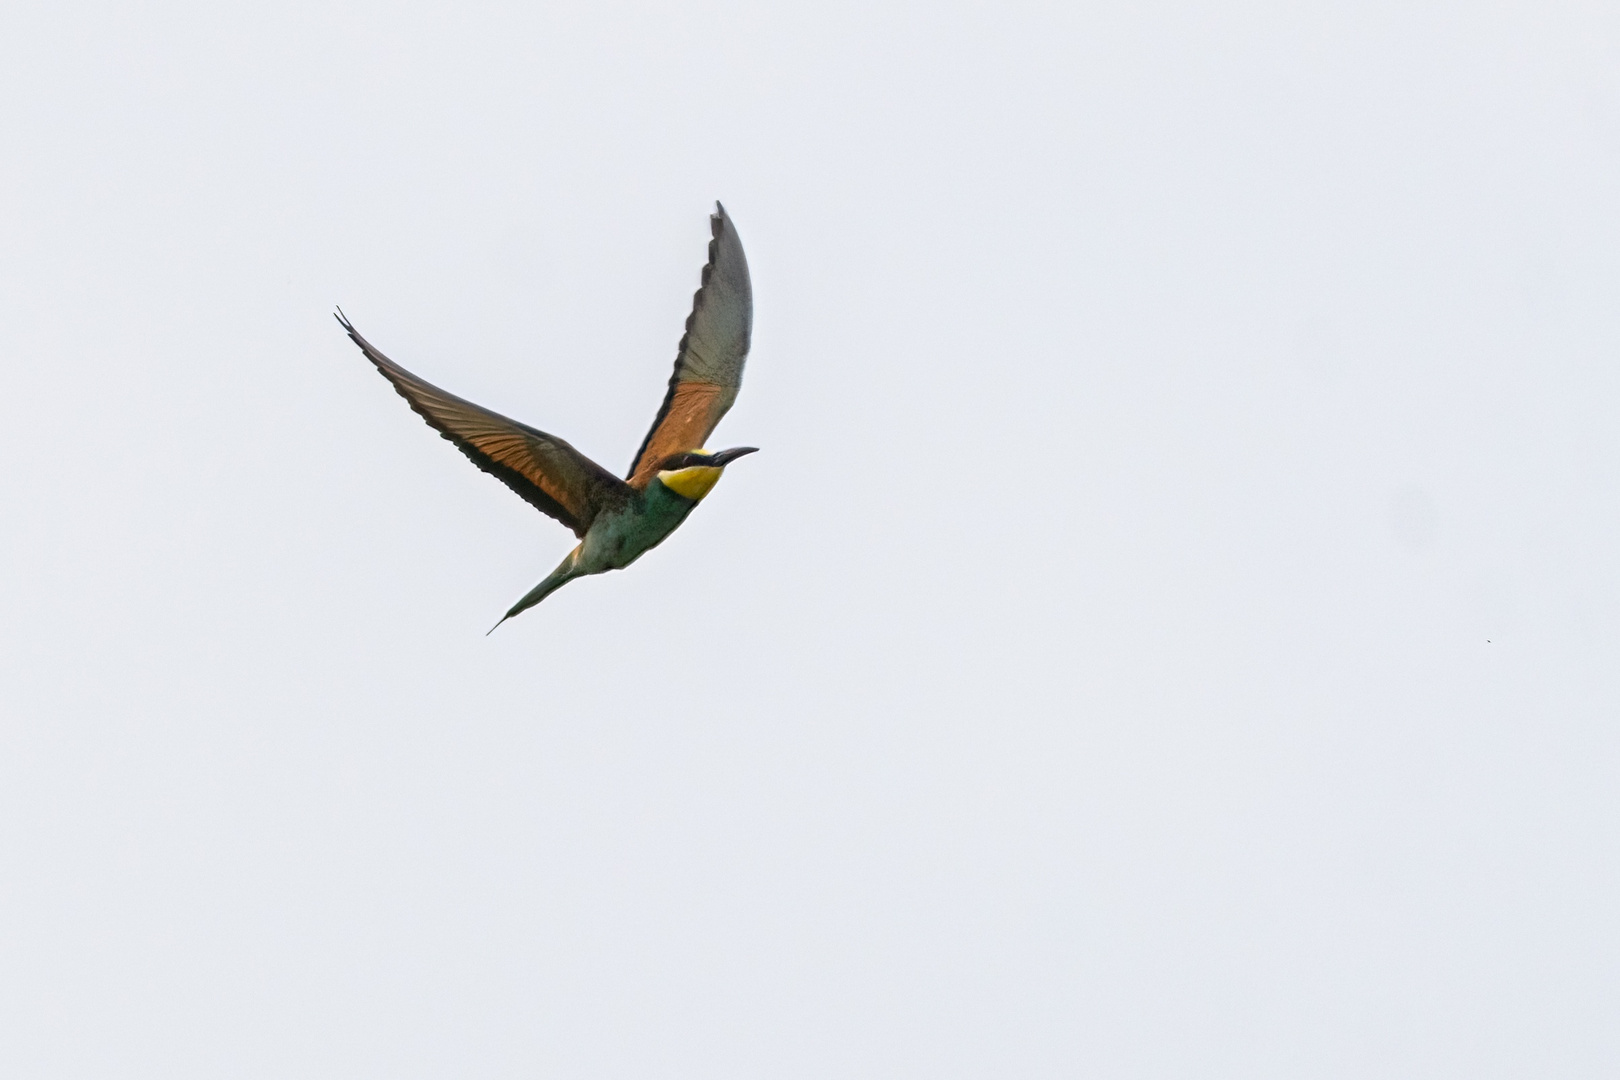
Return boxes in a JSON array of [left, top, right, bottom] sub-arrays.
[[710, 446, 760, 466]]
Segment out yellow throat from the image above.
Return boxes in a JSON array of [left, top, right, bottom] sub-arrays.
[[657, 464, 723, 500]]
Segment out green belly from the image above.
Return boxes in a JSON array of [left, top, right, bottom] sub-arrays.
[[578, 481, 698, 573]]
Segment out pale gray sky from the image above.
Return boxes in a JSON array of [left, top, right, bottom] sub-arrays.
[[2, 2, 1618, 1076]]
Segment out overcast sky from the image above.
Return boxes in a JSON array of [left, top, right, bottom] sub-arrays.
[[2, 2, 1618, 1077]]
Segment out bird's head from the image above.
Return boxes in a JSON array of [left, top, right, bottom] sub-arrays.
[[654, 446, 758, 500]]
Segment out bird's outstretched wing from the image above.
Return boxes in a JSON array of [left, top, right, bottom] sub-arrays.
[[625, 203, 753, 489], [338, 311, 630, 538]]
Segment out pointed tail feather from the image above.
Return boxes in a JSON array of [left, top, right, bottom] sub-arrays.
[[487, 547, 582, 634]]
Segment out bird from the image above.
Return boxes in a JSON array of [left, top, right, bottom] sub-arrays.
[[337, 202, 757, 632]]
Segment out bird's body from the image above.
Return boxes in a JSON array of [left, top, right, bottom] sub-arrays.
[[510, 456, 748, 617], [581, 478, 702, 572], [339, 203, 757, 629]]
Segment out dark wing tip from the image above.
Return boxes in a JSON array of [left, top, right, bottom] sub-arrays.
[[334, 307, 371, 354], [334, 310, 397, 374]]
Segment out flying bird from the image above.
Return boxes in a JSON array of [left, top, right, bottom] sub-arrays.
[[338, 203, 757, 632]]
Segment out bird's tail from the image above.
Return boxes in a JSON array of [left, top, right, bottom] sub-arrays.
[[487, 546, 583, 635]]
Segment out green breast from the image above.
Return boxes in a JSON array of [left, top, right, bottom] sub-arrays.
[[583, 479, 700, 571]]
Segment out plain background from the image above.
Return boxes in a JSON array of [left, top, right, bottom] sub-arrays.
[[2, 1, 1618, 1076]]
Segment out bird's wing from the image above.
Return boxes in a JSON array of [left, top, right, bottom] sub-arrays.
[[625, 203, 753, 489], [338, 311, 630, 538]]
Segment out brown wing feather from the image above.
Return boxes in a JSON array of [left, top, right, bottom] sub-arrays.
[[337, 311, 630, 537], [626, 203, 753, 488]]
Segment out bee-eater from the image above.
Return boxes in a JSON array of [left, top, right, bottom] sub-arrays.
[[338, 203, 757, 631]]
